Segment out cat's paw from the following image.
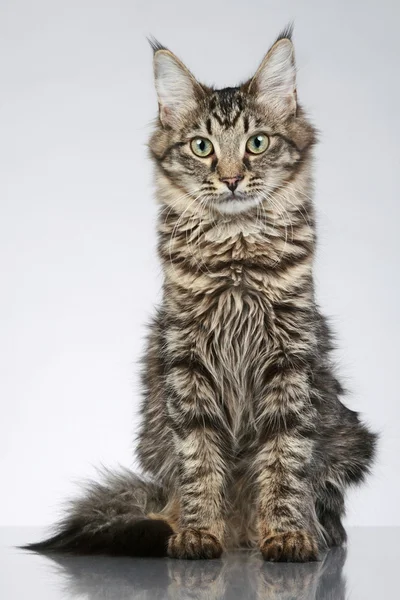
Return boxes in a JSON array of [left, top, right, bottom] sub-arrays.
[[260, 530, 319, 562], [167, 528, 223, 560]]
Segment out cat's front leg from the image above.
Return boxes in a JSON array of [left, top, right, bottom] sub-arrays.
[[165, 359, 229, 559], [254, 365, 321, 562]]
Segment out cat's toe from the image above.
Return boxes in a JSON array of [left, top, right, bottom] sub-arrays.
[[168, 528, 223, 560], [260, 530, 319, 562]]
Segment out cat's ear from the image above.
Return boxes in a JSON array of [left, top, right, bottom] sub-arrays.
[[249, 35, 297, 117], [152, 47, 204, 128]]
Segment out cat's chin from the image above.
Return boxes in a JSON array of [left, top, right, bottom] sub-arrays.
[[214, 194, 262, 215]]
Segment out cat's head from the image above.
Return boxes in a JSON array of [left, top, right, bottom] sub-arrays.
[[149, 28, 316, 217]]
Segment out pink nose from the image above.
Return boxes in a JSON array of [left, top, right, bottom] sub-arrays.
[[220, 175, 244, 193]]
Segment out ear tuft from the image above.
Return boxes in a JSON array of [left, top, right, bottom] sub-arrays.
[[274, 22, 294, 44], [250, 34, 297, 117], [153, 50, 203, 128], [147, 36, 167, 55]]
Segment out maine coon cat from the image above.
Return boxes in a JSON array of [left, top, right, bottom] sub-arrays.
[[25, 28, 376, 562]]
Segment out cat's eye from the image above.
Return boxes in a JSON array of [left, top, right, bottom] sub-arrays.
[[190, 137, 214, 158], [246, 133, 270, 155]]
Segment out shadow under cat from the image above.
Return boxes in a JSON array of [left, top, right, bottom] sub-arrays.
[[42, 547, 347, 600]]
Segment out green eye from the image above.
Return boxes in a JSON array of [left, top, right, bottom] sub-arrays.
[[246, 133, 270, 155], [190, 137, 214, 157]]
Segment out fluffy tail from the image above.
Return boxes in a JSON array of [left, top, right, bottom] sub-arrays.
[[22, 469, 174, 557]]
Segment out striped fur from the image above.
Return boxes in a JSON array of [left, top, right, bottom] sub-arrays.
[[24, 30, 376, 562]]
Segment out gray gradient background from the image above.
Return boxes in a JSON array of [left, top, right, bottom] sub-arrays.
[[1, 0, 399, 527]]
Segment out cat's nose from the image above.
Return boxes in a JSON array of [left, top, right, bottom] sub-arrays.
[[220, 175, 244, 193]]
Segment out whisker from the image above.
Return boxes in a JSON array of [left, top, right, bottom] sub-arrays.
[[168, 191, 203, 276]]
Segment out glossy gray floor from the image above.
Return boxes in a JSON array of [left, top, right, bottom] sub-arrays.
[[0, 527, 398, 599]]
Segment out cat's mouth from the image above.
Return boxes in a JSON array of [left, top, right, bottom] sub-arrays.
[[217, 191, 249, 202], [214, 191, 262, 214]]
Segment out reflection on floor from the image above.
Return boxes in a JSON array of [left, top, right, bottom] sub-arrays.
[[45, 546, 346, 600], [1, 528, 398, 599]]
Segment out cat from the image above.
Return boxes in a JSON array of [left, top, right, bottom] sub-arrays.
[[24, 26, 377, 562]]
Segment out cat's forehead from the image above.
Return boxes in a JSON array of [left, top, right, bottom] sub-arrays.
[[197, 87, 264, 138], [208, 88, 245, 128], [192, 87, 251, 141]]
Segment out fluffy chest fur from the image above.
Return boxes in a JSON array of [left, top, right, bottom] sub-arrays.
[[160, 211, 315, 440]]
